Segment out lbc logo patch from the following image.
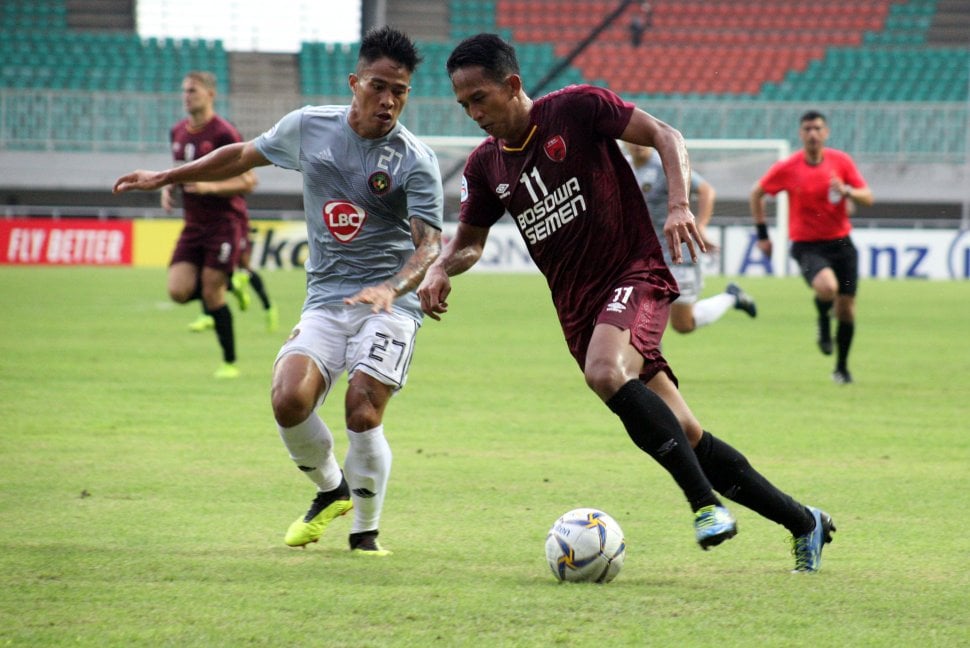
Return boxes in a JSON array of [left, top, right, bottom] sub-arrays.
[[323, 200, 367, 243]]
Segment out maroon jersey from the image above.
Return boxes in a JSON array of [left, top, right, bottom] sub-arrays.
[[460, 85, 677, 342], [170, 114, 248, 226]]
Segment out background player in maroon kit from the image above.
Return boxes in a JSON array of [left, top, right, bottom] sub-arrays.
[[751, 110, 873, 385], [418, 33, 835, 572], [164, 71, 256, 378]]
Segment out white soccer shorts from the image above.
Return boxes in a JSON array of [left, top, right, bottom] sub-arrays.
[[275, 303, 420, 403], [670, 263, 704, 305]]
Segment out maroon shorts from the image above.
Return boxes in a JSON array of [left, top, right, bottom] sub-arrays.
[[235, 214, 252, 253], [170, 219, 240, 275], [565, 279, 677, 386]]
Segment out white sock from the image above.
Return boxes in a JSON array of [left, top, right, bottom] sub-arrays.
[[692, 293, 736, 329], [344, 425, 392, 534], [278, 414, 342, 492]]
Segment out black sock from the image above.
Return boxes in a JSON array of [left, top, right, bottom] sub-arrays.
[[606, 380, 720, 512], [815, 298, 833, 340], [209, 304, 236, 363], [836, 321, 854, 372], [694, 431, 813, 535], [249, 270, 271, 310]]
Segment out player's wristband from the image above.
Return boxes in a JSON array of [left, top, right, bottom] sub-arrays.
[[756, 223, 769, 241]]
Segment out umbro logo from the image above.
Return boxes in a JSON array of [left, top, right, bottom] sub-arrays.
[[495, 183, 510, 199], [606, 302, 626, 314], [656, 439, 678, 456]]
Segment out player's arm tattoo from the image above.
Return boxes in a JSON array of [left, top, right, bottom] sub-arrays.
[[384, 218, 442, 296]]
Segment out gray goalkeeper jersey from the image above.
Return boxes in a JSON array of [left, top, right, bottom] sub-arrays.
[[254, 105, 443, 322]]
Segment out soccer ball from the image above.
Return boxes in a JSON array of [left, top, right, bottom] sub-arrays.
[[544, 508, 626, 583]]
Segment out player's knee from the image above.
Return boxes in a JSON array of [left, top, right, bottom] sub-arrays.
[[671, 319, 695, 334], [168, 286, 192, 303], [584, 363, 629, 402], [344, 380, 389, 432], [346, 408, 382, 433], [812, 273, 838, 300], [272, 388, 314, 428]]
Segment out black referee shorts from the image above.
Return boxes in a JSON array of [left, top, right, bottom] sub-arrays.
[[790, 236, 858, 296]]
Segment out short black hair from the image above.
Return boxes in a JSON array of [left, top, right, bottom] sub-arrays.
[[800, 110, 827, 124], [358, 26, 422, 73], [446, 33, 520, 84]]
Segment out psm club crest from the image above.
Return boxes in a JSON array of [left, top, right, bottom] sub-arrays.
[[544, 135, 567, 162]]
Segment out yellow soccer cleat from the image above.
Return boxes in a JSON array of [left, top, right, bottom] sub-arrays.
[[213, 362, 240, 379], [188, 314, 215, 332], [230, 272, 251, 311], [265, 304, 280, 333], [285, 477, 353, 547]]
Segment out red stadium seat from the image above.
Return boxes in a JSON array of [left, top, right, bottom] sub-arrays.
[[492, 0, 898, 96]]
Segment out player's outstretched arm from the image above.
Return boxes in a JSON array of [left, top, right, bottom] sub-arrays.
[[417, 222, 489, 321], [344, 218, 443, 314], [113, 141, 268, 194]]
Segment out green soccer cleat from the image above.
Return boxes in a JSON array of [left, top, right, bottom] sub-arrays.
[[284, 477, 353, 547], [230, 272, 251, 311], [213, 362, 240, 379], [791, 506, 836, 573], [694, 504, 738, 550], [188, 314, 215, 332], [349, 530, 392, 557], [265, 304, 279, 333]]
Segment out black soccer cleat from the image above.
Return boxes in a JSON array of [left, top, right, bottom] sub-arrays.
[[726, 282, 757, 318], [832, 369, 853, 385], [349, 530, 392, 556]]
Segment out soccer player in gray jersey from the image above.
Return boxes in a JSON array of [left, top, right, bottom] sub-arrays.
[[114, 27, 443, 556], [626, 143, 757, 334], [419, 33, 835, 573]]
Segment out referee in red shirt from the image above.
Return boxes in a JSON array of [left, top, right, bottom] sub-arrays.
[[750, 111, 874, 384]]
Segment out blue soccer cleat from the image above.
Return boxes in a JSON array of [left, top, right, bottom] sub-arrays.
[[791, 506, 836, 573], [694, 504, 738, 550]]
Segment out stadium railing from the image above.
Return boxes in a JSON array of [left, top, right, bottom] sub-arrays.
[[0, 90, 965, 165]]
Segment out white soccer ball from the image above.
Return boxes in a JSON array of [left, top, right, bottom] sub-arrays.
[[544, 508, 626, 583]]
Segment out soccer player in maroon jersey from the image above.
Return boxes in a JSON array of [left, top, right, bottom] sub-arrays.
[[417, 33, 834, 571], [750, 111, 873, 385], [164, 71, 257, 378]]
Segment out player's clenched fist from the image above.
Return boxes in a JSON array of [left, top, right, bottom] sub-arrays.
[[417, 268, 450, 321]]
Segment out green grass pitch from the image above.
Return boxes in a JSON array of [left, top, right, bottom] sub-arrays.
[[1, 267, 968, 646]]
